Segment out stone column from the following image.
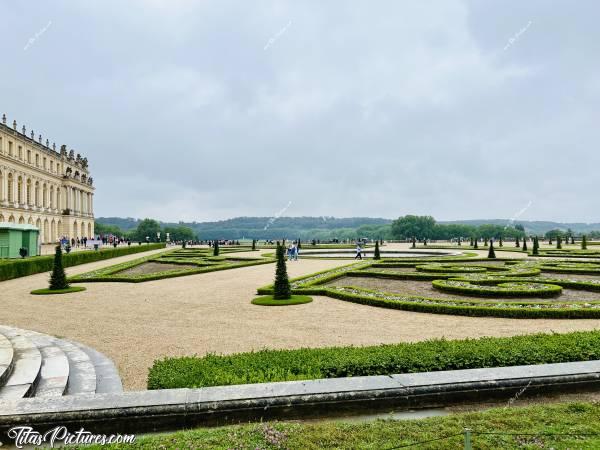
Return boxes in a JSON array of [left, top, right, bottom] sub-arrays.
[[0, 168, 7, 205]]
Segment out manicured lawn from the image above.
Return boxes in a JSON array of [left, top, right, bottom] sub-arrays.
[[91, 401, 600, 449], [251, 295, 313, 306], [30, 286, 87, 295]]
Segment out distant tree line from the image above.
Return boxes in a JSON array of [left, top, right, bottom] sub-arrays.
[[390, 215, 528, 240], [95, 219, 197, 242]]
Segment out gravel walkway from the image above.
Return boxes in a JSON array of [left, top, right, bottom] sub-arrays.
[[1, 244, 598, 391]]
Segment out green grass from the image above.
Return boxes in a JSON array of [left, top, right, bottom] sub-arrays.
[[251, 295, 313, 306], [30, 286, 87, 295], [86, 401, 600, 449], [147, 330, 600, 389]]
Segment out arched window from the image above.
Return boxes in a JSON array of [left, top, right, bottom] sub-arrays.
[[35, 181, 40, 206], [26, 179, 32, 205], [17, 176, 23, 204], [7, 173, 13, 203]]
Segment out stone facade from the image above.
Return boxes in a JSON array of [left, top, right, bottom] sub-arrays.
[[0, 114, 94, 243]]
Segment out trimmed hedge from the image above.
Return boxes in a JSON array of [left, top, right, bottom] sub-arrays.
[[432, 279, 563, 298], [148, 330, 600, 389], [0, 243, 166, 281]]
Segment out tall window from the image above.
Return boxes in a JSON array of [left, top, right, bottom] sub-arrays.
[[8, 141, 13, 156], [17, 177, 23, 204], [27, 150, 31, 163], [35, 154, 39, 167], [7, 174, 13, 202], [0, 137, 3, 154], [42, 184, 47, 208], [18, 146, 22, 160], [26, 180, 31, 205], [43, 157, 47, 169]]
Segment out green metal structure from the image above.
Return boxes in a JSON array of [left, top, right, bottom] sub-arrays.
[[0, 223, 40, 258]]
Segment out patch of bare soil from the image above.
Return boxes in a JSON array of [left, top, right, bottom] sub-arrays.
[[116, 262, 196, 276]]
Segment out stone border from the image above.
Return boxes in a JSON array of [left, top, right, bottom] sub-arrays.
[[0, 361, 599, 436]]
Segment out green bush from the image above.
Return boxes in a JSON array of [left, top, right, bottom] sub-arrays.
[[273, 244, 291, 299], [373, 241, 380, 260], [0, 243, 166, 281], [583, 235, 588, 250], [487, 241, 496, 259], [147, 330, 600, 389], [49, 245, 69, 290]]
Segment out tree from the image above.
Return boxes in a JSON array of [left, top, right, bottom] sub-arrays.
[[532, 236, 539, 255], [49, 245, 69, 290], [484, 238, 488, 247], [252, 239, 256, 251], [515, 236, 520, 247], [411, 237, 416, 248], [557, 236, 562, 249], [134, 218, 161, 242], [488, 241, 496, 259], [582, 235, 587, 250], [213, 240, 220, 256], [390, 215, 436, 240], [163, 225, 196, 242], [473, 239, 478, 249], [499, 237, 503, 247], [522, 238, 528, 252], [273, 244, 291, 300], [373, 241, 381, 260]]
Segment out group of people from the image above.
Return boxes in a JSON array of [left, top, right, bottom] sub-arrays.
[[286, 243, 300, 261]]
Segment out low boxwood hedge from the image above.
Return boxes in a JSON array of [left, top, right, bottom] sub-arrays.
[[147, 330, 600, 389], [432, 279, 563, 298], [0, 243, 166, 281]]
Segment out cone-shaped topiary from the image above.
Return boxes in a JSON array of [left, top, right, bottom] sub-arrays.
[[522, 238, 528, 251], [488, 241, 496, 259], [412, 237, 416, 249], [571, 236, 575, 245], [474, 239, 478, 249], [273, 244, 291, 300], [457, 237, 461, 246], [374, 241, 381, 260], [499, 237, 503, 247], [49, 245, 69, 290], [532, 236, 539, 255], [557, 237, 562, 249], [484, 238, 488, 247], [252, 239, 256, 251], [582, 235, 587, 250], [213, 240, 220, 256], [515, 237, 520, 247]]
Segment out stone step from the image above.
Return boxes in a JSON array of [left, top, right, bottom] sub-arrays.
[[0, 333, 14, 386], [19, 330, 70, 397], [52, 338, 97, 395], [0, 327, 42, 400], [72, 341, 123, 394]]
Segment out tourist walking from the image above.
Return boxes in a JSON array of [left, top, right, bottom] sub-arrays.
[[355, 244, 363, 260]]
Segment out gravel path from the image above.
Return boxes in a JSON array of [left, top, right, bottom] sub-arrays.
[[1, 244, 598, 391]]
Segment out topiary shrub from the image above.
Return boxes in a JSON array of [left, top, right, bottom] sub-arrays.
[[499, 237, 503, 247], [49, 245, 69, 290], [273, 244, 291, 300], [488, 241, 496, 259], [213, 240, 219, 256], [411, 237, 416, 249], [473, 239, 478, 249], [582, 235, 588, 250], [252, 239, 256, 251], [532, 236, 539, 255], [515, 237, 520, 247], [557, 237, 562, 249], [373, 241, 381, 260], [522, 238, 528, 252]]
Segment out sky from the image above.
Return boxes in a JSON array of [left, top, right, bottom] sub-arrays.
[[2, 1, 599, 223]]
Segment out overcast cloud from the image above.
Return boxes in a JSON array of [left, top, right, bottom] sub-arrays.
[[2, 1, 599, 222]]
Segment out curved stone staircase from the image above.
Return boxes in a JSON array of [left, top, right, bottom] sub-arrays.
[[0, 325, 122, 401]]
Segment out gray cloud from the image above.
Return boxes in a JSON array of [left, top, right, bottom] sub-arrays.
[[2, 0, 599, 222]]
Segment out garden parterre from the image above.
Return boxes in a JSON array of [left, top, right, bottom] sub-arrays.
[[257, 257, 600, 318], [70, 247, 274, 283]]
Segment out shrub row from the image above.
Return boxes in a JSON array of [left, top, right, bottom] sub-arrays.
[[432, 279, 563, 298], [147, 330, 600, 389], [0, 243, 166, 281]]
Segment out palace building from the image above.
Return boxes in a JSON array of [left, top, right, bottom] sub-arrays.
[[0, 114, 94, 243]]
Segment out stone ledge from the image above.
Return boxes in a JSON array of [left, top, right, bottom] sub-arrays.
[[0, 360, 599, 437]]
